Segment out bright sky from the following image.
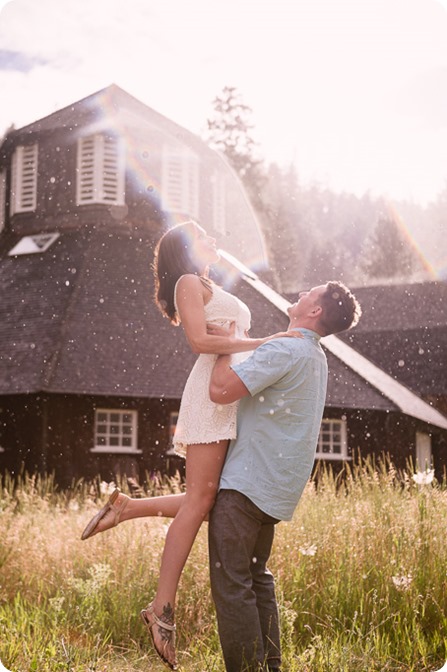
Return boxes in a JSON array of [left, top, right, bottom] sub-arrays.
[[1, 0, 447, 205]]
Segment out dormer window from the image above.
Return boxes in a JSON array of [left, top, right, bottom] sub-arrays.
[[8, 232, 60, 256], [76, 134, 125, 206], [161, 147, 199, 219], [10, 144, 38, 214]]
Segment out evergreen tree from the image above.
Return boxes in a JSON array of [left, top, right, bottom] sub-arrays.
[[261, 163, 312, 291], [205, 86, 266, 210], [360, 213, 421, 281]]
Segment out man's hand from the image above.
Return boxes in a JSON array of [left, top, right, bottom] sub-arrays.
[[206, 321, 236, 337]]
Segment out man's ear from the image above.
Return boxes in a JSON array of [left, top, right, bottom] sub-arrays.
[[311, 305, 322, 317]]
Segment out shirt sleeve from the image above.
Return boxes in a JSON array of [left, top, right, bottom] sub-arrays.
[[231, 338, 298, 396]]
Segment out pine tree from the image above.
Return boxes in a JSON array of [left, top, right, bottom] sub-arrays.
[[361, 214, 420, 280], [206, 86, 266, 210]]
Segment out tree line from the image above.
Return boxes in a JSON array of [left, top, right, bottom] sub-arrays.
[[205, 86, 445, 292]]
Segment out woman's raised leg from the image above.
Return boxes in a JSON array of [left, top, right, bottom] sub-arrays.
[[141, 440, 228, 667]]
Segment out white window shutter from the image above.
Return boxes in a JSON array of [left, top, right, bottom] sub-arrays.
[[162, 148, 199, 219], [102, 135, 125, 203], [77, 134, 125, 205], [77, 136, 96, 204], [10, 144, 38, 214]]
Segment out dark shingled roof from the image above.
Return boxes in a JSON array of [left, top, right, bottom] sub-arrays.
[[230, 275, 396, 412], [2, 228, 445, 429], [0, 226, 397, 413], [242, 267, 447, 428], [338, 282, 447, 397], [0, 226, 194, 397]]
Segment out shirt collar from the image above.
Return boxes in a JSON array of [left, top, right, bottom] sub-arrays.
[[290, 327, 322, 341]]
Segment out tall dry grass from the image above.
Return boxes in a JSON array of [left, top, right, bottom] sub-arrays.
[[0, 460, 446, 671]]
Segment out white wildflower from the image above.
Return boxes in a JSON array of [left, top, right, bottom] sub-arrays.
[[100, 480, 116, 495], [299, 544, 317, 556], [412, 469, 434, 486], [392, 573, 412, 591]]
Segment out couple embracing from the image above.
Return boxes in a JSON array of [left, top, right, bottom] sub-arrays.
[[81, 220, 361, 672]]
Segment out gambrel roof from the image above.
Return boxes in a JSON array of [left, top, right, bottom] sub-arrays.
[[0, 84, 267, 266], [2, 229, 446, 431], [1, 84, 446, 431]]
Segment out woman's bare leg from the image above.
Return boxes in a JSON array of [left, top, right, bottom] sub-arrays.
[[81, 444, 225, 539], [151, 440, 228, 612], [119, 492, 185, 521], [140, 440, 228, 668]]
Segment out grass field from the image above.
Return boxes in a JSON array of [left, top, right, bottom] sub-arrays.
[[0, 459, 446, 671]]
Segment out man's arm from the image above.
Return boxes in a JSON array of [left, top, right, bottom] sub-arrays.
[[209, 354, 250, 404]]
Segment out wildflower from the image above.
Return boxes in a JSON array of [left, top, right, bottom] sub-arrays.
[[100, 480, 117, 495], [299, 544, 317, 556], [392, 573, 412, 591], [412, 469, 434, 486]]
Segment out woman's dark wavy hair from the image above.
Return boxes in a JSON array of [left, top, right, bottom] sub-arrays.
[[153, 220, 208, 325], [317, 281, 362, 336]]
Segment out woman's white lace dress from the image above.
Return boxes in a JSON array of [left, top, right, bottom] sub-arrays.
[[173, 281, 251, 457]]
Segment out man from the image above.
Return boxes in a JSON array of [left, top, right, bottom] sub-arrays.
[[208, 281, 361, 672]]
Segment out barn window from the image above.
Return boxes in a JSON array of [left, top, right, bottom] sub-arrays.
[[92, 409, 141, 454], [10, 143, 38, 214], [316, 418, 348, 459], [161, 147, 199, 218], [165, 411, 179, 456], [76, 134, 125, 206]]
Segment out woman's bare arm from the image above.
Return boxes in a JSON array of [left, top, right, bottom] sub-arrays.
[[176, 275, 292, 355]]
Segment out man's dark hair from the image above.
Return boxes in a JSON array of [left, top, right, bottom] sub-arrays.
[[317, 281, 362, 336]]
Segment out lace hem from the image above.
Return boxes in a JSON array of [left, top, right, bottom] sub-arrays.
[[174, 434, 237, 458]]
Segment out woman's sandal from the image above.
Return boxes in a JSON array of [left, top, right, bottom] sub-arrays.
[[140, 602, 178, 670], [80, 488, 129, 540]]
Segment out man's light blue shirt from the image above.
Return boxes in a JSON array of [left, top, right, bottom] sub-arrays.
[[219, 329, 328, 521]]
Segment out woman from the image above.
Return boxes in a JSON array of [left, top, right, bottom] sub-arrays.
[[81, 220, 294, 669]]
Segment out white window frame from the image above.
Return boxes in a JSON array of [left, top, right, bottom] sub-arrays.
[[10, 144, 38, 214], [0, 169, 6, 232], [91, 408, 141, 454], [316, 418, 349, 460], [161, 147, 199, 218], [76, 134, 125, 206], [416, 431, 432, 471], [165, 411, 179, 456]]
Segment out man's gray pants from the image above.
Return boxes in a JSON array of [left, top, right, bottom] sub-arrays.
[[208, 489, 281, 672]]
